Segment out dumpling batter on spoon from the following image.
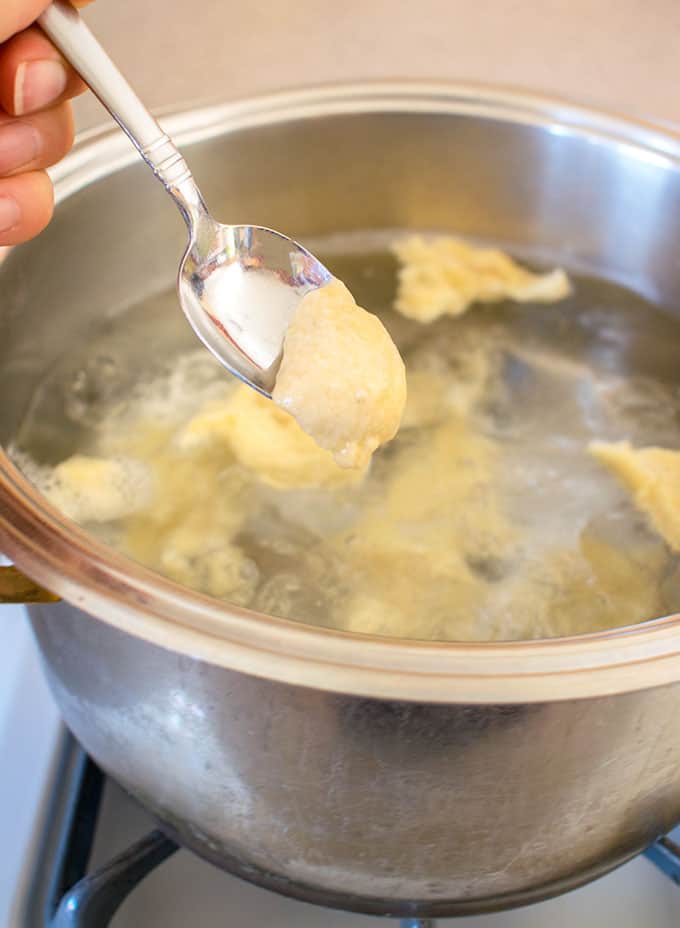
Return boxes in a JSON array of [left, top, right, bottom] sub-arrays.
[[272, 279, 407, 469]]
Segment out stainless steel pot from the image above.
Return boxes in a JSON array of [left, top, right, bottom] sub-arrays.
[[3, 84, 680, 917]]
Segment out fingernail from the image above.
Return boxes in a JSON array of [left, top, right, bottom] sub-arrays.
[[0, 122, 42, 174], [0, 197, 21, 233], [14, 60, 68, 116]]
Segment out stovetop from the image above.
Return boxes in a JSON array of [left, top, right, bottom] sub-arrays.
[[4, 609, 680, 927]]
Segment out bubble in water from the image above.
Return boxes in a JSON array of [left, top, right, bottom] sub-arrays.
[[63, 355, 124, 425], [254, 572, 305, 617]]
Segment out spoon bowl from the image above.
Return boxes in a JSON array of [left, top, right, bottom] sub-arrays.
[[179, 223, 331, 395]]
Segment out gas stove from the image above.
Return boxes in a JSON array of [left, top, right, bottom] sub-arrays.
[[4, 607, 680, 928]]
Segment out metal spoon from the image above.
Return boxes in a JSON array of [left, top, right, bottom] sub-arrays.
[[39, 1, 332, 396]]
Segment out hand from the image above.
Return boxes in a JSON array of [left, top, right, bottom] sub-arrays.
[[0, 1, 93, 246]]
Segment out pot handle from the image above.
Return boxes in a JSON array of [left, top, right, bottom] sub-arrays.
[[0, 560, 60, 604]]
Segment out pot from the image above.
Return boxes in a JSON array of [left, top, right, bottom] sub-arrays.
[[3, 84, 680, 918]]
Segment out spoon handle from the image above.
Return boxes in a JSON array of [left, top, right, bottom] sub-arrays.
[[38, 2, 205, 221]]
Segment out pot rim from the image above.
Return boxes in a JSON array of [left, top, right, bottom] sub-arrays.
[[3, 80, 680, 704]]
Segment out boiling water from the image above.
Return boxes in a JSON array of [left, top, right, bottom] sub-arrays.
[[11, 237, 680, 641]]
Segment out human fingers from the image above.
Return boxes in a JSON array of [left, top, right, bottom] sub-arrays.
[[0, 26, 85, 115], [0, 101, 73, 176], [0, 169, 53, 245], [2, 1, 95, 42]]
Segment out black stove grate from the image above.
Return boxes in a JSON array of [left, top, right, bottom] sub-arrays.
[[38, 738, 680, 928], [45, 754, 104, 925], [50, 829, 177, 928]]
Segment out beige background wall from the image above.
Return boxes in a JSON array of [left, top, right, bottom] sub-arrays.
[[74, 1, 679, 131]]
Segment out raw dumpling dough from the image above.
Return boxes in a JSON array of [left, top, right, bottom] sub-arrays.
[[273, 279, 406, 469], [39, 454, 152, 524], [476, 535, 666, 641], [392, 236, 570, 323], [117, 420, 259, 602], [179, 383, 365, 489], [335, 415, 517, 639], [589, 440, 680, 551]]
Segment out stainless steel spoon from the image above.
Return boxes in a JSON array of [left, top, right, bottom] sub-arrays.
[[39, 1, 332, 395]]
